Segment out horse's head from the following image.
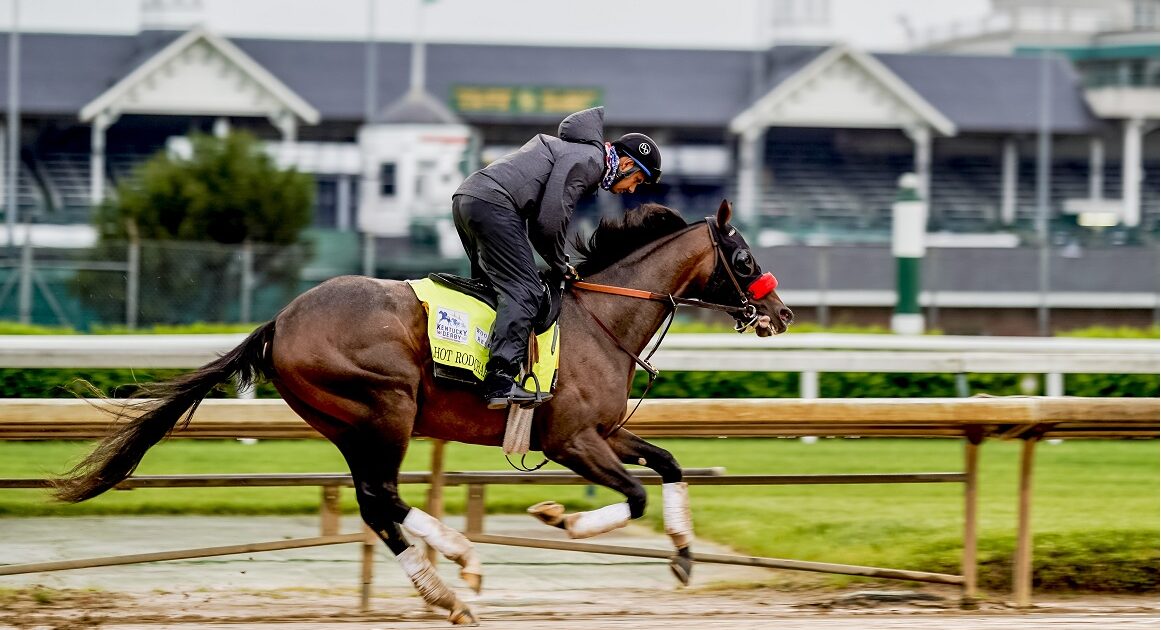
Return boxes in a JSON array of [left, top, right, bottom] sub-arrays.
[[703, 200, 794, 336]]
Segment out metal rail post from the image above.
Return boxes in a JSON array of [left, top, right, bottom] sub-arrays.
[[360, 525, 376, 612], [320, 485, 342, 536], [425, 439, 446, 565], [1013, 435, 1040, 607], [962, 429, 982, 606]]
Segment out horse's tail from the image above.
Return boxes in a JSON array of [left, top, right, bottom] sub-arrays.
[[52, 321, 277, 503]]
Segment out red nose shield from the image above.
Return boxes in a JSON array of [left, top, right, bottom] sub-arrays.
[[748, 272, 777, 300]]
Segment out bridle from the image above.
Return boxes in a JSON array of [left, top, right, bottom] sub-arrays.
[[569, 218, 778, 434]]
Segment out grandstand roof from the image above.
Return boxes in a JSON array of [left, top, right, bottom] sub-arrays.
[[731, 45, 958, 137], [80, 27, 319, 125], [876, 52, 1096, 133], [373, 89, 464, 125], [0, 30, 1100, 134]]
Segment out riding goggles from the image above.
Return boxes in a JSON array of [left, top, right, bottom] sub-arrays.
[[627, 156, 662, 184]]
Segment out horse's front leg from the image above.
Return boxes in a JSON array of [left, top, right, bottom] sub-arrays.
[[605, 428, 694, 586], [528, 427, 645, 539]]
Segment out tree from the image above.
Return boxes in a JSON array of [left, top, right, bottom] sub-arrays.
[[76, 132, 315, 326]]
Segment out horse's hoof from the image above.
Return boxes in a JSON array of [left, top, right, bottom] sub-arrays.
[[528, 501, 566, 528], [449, 604, 479, 626], [462, 571, 483, 594], [669, 548, 693, 586]]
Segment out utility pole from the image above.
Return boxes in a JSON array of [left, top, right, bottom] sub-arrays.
[[6, 0, 19, 250], [410, 0, 428, 94], [364, 0, 377, 122], [1035, 31, 1053, 336]]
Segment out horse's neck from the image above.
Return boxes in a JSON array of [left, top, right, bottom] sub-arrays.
[[574, 227, 712, 355]]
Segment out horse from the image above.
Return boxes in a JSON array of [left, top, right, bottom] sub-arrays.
[[52, 199, 793, 625]]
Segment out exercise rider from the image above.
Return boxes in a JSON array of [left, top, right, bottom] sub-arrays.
[[451, 106, 662, 409]]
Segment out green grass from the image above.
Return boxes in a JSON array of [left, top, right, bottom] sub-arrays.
[[0, 438, 1156, 592]]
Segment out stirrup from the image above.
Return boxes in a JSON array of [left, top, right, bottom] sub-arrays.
[[486, 384, 551, 410], [516, 373, 552, 409]]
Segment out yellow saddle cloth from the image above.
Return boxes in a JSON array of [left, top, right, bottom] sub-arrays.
[[406, 278, 560, 391]]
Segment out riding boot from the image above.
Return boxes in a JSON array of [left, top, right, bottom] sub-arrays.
[[482, 370, 550, 410]]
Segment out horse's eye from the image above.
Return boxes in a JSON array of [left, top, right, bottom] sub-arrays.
[[732, 250, 756, 276]]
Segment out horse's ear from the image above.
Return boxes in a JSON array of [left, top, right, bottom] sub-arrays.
[[715, 199, 732, 228]]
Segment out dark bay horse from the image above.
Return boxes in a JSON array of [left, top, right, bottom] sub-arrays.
[[53, 200, 792, 625]]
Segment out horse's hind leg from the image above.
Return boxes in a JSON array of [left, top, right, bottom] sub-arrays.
[[278, 386, 479, 625], [529, 427, 646, 539], [606, 428, 694, 586], [334, 425, 481, 626]]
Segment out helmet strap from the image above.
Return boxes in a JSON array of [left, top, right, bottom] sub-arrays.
[[611, 157, 646, 187]]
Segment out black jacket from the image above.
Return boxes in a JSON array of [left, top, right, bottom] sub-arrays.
[[454, 107, 606, 276]]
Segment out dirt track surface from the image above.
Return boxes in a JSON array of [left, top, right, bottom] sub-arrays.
[[2, 515, 1157, 629], [3, 587, 1158, 629]]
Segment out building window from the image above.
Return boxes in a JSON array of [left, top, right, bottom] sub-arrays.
[[416, 160, 436, 199], [1134, 0, 1158, 29], [314, 177, 338, 228], [379, 163, 396, 197]]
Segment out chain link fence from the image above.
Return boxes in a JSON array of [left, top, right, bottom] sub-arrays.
[[0, 240, 307, 329]]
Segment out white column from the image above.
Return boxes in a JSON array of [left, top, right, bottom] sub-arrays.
[[0, 122, 6, 234], [906, 125, 932, 206], [1088, 136, 1104, 201], [90, 112, 112, 205], [1001, 137, 1018, 225], [337, 174, 352, 232], [213, 117, 231, 139], [271, 110, 297, 146], [735, 127, 764, 227], [1121, 118, 1142, 228]]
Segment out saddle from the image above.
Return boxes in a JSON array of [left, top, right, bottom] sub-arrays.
[[430, 272, 497, 308], [407, 273, 562, 390], [430, 272, 560, 335]]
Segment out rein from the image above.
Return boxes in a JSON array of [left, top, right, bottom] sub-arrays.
[[570, 285, 675, 437], [570, 281, 752, 318], [569, 220, 759, 436]]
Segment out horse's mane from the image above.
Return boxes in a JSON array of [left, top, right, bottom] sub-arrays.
[[572, 203, 690, 276]]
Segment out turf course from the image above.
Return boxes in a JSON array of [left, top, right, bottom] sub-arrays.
[[0, 438, 1156, 592]]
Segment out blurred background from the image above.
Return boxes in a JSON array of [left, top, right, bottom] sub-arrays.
[[0, 0, 1156, 334]]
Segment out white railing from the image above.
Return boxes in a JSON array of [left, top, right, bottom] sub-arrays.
[[1, 333, 1155, 398]]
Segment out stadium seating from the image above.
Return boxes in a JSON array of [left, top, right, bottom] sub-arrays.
[[13, 142, 1161, 240], [755, 140, 1159, 238]]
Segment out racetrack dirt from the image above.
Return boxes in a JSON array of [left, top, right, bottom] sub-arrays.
[[3, 584, 1157, 629], [1, 515, 1156, 629]]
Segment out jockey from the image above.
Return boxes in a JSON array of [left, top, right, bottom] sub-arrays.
[[452, 106, 662, 409]]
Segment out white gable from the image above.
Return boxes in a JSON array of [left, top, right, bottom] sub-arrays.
[[757, 55, 925, 129], [731, 46, 956, 136], [81, 27, 318, 124]]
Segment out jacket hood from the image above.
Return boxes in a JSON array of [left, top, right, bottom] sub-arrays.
[[557, 106, 605, 145]]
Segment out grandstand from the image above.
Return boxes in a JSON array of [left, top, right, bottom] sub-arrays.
[[0, 20, 1151, 239], [755, 131, 1159, 237], [0, 7, 1154, 332]]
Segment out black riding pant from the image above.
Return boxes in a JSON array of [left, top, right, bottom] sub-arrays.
[[452, 194, 546, 376]]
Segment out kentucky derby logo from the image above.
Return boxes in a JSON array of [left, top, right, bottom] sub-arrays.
[[434, 308, 470, 344]]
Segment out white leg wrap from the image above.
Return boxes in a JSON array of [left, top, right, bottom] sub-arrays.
[[662, 482, 694, 549], [565, 502, 631, 539], [398, 545, 458, 611], [402, 508, 482, 577]]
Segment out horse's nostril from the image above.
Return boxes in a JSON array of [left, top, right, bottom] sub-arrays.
[[780, 308, 794, 323]]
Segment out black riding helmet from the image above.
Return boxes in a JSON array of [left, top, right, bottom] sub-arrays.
[[611, 133, 663, 185]]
